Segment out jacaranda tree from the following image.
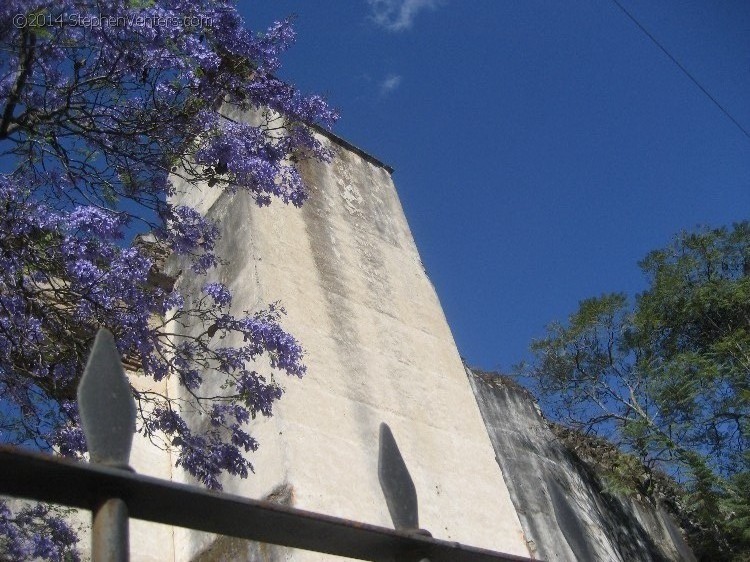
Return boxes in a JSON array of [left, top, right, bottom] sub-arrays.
[[0, 1, 337, 559]]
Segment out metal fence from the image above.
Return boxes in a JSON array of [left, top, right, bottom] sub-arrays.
[[0, 329, 536, 562]]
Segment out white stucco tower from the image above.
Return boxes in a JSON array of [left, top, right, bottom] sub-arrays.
[[131, 111, 530, 561]]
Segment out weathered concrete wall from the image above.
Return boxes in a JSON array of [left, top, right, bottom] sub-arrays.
[[467, 368, 696, 562], [85, 117, 697, 561], [67, 117, 698, 561], [157, 113, 531, 561]]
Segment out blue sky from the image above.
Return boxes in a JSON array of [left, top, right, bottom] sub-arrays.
[[242, 1, 750, 372]]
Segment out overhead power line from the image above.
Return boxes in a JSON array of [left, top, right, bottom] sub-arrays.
[[610, 0, 750, 141]]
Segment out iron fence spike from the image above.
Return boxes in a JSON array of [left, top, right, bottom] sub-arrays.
[[77, 328, 136, 468]]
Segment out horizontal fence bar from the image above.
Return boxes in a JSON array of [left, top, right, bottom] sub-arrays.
[[0, 446, 534, 562]]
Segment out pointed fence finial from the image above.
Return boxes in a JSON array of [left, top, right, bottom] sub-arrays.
[[77, 328, 136, 468]]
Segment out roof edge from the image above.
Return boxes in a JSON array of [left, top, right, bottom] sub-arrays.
[[309, 123, 394, 175]]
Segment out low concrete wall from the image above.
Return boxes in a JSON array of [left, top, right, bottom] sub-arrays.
[[467, 368, 696, 562]]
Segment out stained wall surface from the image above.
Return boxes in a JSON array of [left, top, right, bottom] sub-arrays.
[[53, 117, 698, 561], [467, 368, 696, 562], [157, 113, 531, 561]]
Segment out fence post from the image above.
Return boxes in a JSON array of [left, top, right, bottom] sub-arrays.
[[78, 328, 137, 562]]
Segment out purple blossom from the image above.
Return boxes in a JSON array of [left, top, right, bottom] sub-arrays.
[[52, 425, 87, 458], [0, 501, 80, 561], [163, 206, 219, 272], [203, 282, 232, 307], [163, 291, 185, 312], [1, 0, 335, 554], [68, 206, 125, 240]]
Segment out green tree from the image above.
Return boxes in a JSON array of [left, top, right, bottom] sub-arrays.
[[520, 223, 750, 559]]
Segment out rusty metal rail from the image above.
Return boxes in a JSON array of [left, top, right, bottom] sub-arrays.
[[0, 329, 537, 561], [0, 446, 532, 562]]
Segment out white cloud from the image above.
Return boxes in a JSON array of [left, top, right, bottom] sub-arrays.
[[367, 0, 441, 32], [379, 74, 402, 96]]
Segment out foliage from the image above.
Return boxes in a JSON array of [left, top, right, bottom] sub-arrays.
[[551, 424, 670, 499], [0, 1, 336, 558], [520, 223, 750, 559], [0, 504, 80, 562]]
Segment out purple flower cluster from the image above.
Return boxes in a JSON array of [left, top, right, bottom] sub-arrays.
[[0, 502, 80, 562], [1, 1, 336, 557], [203, 282, 232, 306], [144, 403, 261, 489]]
